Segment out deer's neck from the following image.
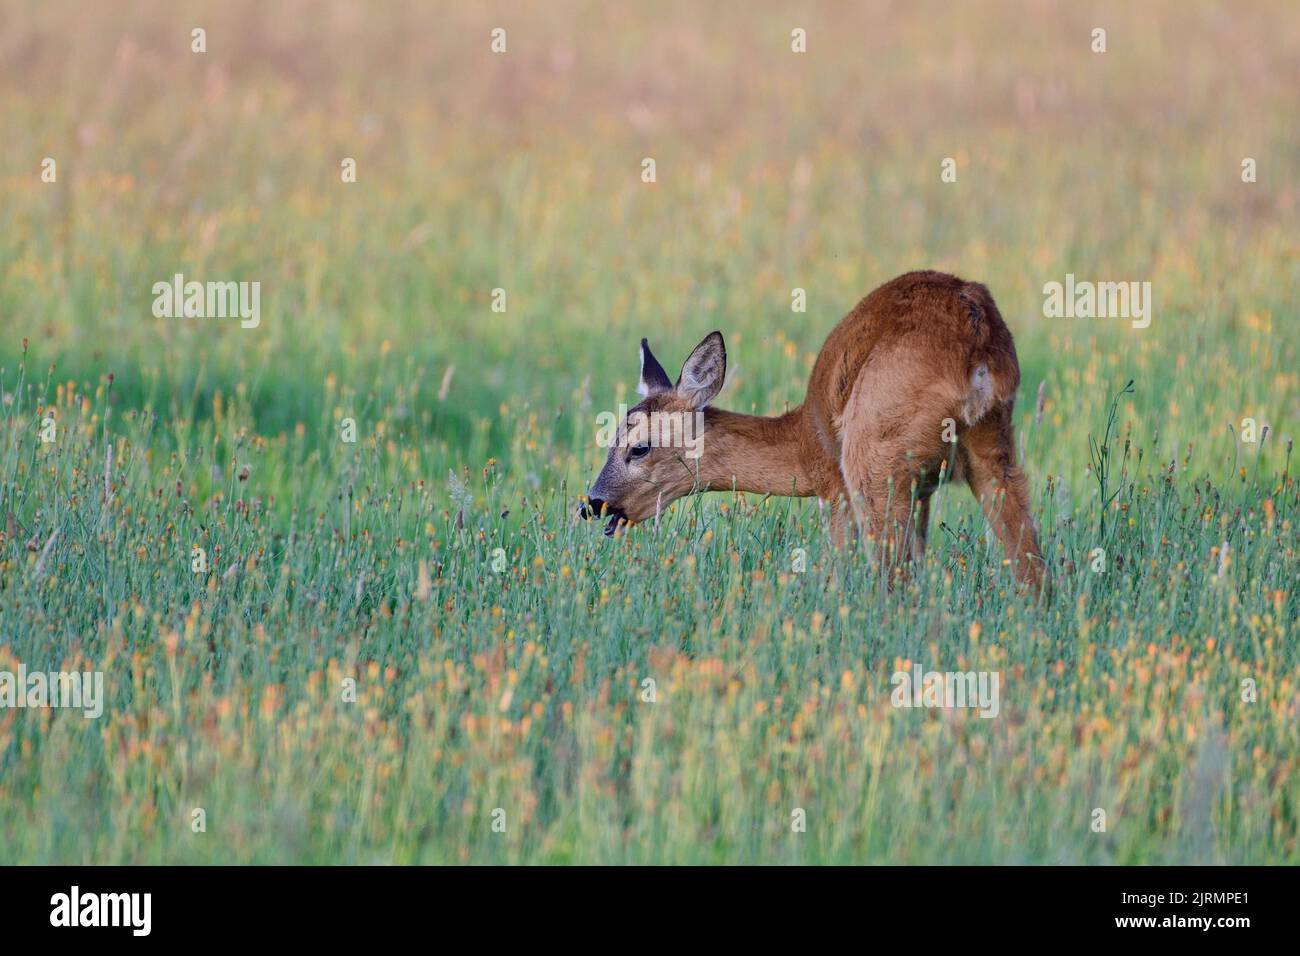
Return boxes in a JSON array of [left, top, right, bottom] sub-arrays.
[[700, 406, 816, 497]]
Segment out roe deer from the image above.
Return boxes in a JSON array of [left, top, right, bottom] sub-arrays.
[[579, 270, 1044, 591]]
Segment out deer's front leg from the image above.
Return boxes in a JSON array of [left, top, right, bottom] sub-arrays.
[[826, 493, 855, 548]]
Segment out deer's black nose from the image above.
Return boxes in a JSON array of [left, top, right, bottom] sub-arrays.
[[578, 497, 606, 520]]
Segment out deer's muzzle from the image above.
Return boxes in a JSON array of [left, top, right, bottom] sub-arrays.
[[578, 497, 627, 536]]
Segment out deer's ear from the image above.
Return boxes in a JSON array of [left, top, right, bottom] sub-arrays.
[[676, 331, 726, 408], [638, 338, 673, 396]]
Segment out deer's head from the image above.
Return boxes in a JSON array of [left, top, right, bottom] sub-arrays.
[[579, 331, 726, 535]]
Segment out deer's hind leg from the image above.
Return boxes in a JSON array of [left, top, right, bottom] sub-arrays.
[[959, 403, 1044, 592]]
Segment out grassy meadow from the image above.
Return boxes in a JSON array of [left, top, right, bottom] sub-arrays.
[[0, 1, 1297, 863]]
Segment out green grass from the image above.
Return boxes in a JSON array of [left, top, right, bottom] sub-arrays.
[[0, 0, 1297, 863]]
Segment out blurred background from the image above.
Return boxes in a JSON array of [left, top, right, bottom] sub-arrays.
[[2, 0, 1298, 867], [1, 0, 1297, 489]]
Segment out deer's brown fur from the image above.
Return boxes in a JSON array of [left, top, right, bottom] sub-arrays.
[[581, 270, 1044, 591]]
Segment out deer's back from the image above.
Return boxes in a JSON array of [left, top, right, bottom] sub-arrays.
[[801, 271, 1020, 464]]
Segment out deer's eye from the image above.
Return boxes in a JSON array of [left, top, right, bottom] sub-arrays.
[[628, 442, 651, 460]]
